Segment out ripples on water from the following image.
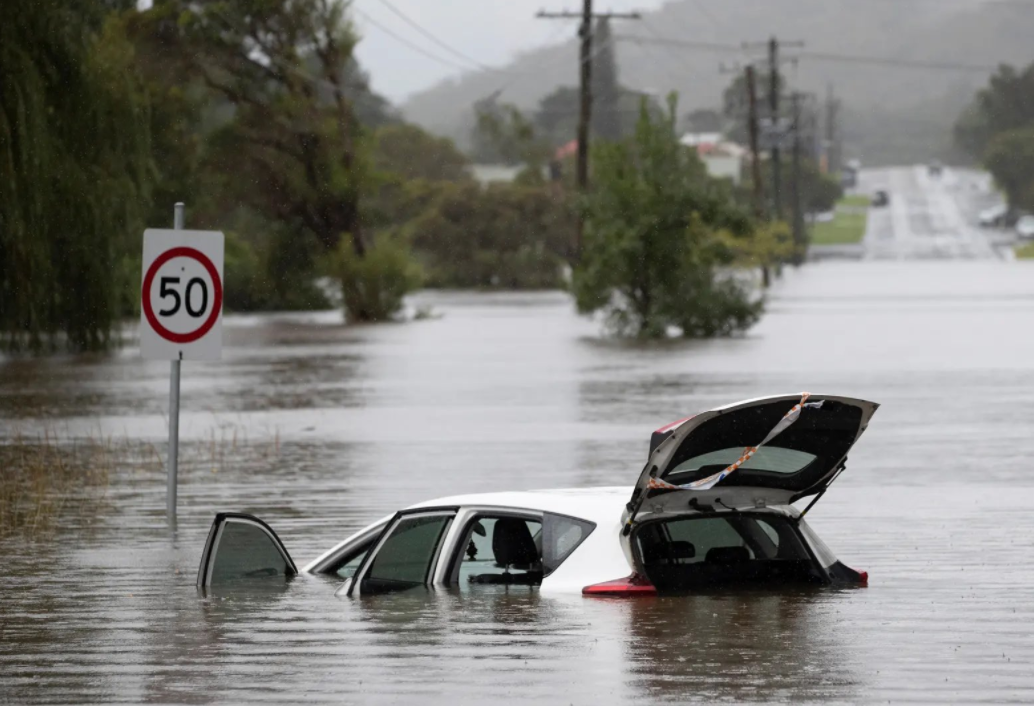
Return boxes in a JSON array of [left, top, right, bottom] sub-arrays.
[[2, 262, 1034, 703]]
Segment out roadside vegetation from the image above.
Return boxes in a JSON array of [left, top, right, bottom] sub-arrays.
[[1015, 242, 1034, 259], [1, 1, 800, 351], [811, 196, 870, 246], [573, 101, 765, 339], [955, 62, 1034, 213]]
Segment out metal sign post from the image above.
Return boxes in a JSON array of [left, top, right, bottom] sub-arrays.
[[140, 203, 224, 528], [167, 203, 184, 528]]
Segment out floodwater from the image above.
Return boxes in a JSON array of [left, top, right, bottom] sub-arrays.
[[3, 258, 1034, 703]]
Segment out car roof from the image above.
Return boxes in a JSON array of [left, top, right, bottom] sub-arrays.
[[405, 486, 632, 525]]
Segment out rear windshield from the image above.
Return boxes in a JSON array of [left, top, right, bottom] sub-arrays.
[[668, 447, 816, 478], [635, 513, 824, 591]]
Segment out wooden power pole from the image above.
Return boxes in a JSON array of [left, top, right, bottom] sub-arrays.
[[743, 36, 803, 221], [536, 3, 640, 262]]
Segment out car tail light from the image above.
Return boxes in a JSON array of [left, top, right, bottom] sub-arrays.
[[858, 570, 868, 585], [582, 573, 657, 597]]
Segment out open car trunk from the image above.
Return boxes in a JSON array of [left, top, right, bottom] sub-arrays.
[[633, 512, 828, 592]]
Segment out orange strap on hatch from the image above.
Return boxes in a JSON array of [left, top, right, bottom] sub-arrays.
[[648, 392, 819, 492]]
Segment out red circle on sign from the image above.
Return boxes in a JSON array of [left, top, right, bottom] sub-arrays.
[[141, 246, 223, 344]]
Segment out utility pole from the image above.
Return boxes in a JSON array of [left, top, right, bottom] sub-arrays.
[[825, 84, 841, 176], [536, 4, 640, 262], [746, 65, 770, 288], [745, 66, 765, 221], [790, 92, 814, 266], [742, 36, 803, 221]]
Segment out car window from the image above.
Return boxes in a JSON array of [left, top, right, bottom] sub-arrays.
[[669, 446, 816, 476], [332, 539, 376, 580], [541, 513, 596, 575], [455, 516, 543, 588], [663, 516, 754, 563], [209, 519, 291, 584], [635, 514, 819, 591], [361, 513, 452, 595]]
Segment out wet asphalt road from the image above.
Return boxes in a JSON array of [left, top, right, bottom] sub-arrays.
[[859, 166, 1008, 260]]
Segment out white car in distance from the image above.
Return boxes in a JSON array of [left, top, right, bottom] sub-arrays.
[[197, 393, 876, 596]]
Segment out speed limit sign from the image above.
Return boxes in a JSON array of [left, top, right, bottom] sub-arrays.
[[140, 229, 224, 361]]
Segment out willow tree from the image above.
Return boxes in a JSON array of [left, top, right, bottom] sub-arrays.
[[0, 2, 152, 352], [130, 0, 412, 322]]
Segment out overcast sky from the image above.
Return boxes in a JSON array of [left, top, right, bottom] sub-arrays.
[[350, 0, 667, 103]]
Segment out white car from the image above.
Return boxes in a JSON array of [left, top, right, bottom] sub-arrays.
[[978, 204, 1008, 227], [197, 393, 877, 596], [1016, 215, 1034, 240]]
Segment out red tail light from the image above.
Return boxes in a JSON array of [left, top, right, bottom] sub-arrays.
[[858, 571, 869, 585], [582, 573, 657, 597]]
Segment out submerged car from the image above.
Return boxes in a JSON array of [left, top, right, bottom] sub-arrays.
[[198, 393, 877, 596]]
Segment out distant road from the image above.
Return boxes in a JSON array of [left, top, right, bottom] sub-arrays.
[[858, 166, 1006, 260]]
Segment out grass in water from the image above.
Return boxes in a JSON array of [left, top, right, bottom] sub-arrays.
[[0, 432, 118, 540], [0, 425, 281, 540], [1015, 241, 1034, 259]]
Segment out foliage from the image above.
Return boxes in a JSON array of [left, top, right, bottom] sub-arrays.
[[573, 99, 762, 339], [472, 101, 550, 168], [408, 183, 573, 288], [740, 157, 843, 215], [373, 124, 471, 182], [811, 208, 868, 246], [0, 2, 153, 352], [722, 70, 783, 145], [333, 233, 422, 323], [127, 0, 421, 321], [954, 63, 1034, 160], [1015, 241, 1034, 259], [724, 221, 794, 269], [533, 86, 664, 148], [983, 126, 1034, 211]]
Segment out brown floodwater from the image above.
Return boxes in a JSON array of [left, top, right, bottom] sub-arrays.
[[2, 260, 1034, 704]]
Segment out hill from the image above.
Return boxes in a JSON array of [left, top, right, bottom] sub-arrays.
[[401, 0, 1034, 165]]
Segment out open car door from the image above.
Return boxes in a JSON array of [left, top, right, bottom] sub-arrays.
[[197, 512, 297, 591]]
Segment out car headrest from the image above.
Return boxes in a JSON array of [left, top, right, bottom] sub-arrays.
[[705, 546, 750, 565], [492, 518, 539, 568], [669, 541, 696, 560]]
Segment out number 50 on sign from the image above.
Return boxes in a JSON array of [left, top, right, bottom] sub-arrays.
[[140, 229, 224, 361]]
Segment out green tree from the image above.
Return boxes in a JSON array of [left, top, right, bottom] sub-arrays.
[[408, 182, 572, 288], [0, 1, 152, 351], [722, 70, 782, 145], [373, 124, 471, 182], [534, 85, 664, 147], [954, 63, 1034, 160], [984, 126, 1034, 211], [573, 99, 762, 339], [131, 0, 416, 321]]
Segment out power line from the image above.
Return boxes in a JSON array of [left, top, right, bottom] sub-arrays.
[[353, 7, 472, 72], [615, 33, 1000, 73], [376, 0, 492, 71]]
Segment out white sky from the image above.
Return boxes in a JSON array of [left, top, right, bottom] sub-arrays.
[[350, 0, 667, 102]]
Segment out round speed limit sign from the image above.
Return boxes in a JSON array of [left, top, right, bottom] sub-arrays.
[[140, 229, 224, 361]]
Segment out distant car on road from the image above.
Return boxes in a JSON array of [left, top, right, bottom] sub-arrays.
[[196, 394, 876, 597], [978, 204, 1009, 228], [872, 190, 889, 207], [928, 161, 943, 177], [1016, 215, 1034, 240]]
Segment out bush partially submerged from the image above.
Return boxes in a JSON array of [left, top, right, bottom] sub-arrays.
[[334, 233, 422, 322], [574, 97, 762, 339]]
